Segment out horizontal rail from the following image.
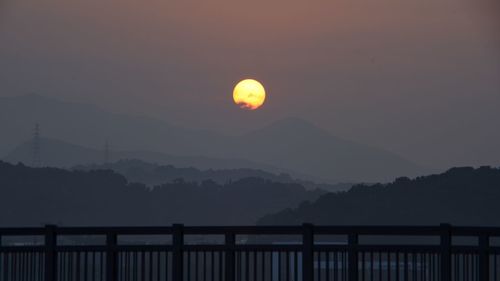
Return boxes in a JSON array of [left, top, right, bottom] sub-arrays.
[[2, 225, 500, 236], [1, 224, 500, 281]]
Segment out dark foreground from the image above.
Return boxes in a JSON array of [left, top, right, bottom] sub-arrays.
[[0, 224, 499, 281]]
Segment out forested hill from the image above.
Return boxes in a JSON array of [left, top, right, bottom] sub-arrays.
[[74, 159, 352, 192], [74, 159, 294, 186], [259, 166, 500, 226], [0, 161, 324, 226]]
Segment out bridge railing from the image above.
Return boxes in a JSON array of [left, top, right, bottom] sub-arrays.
[[1, 224, 500, 281]]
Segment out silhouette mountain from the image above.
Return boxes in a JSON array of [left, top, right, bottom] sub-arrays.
[[0, 161, 324, 226], [230, 118, 428, 182], [1, 94, 429, 182], [74, 159, 353, 192], [4, 137, 289, 173], [258, 166, 500, 226], [0, 94, 225, 157], [75, 159, 294, 186]]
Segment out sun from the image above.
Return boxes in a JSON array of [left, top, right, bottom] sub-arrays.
[[233, 79, 266, 110]]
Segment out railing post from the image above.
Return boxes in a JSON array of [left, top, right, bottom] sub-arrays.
[[172, 224, 184, 281], [44, 225, 57, 281], [440, 223, 452, 281], [479, 234, 490, 281], [348, 232, 359, 281], [1, 233, 6, 281], [225, 232, 236, 281], [302, 223, 314, 281], [106, 232, 118, 281]]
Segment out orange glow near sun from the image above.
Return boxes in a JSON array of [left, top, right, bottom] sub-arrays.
[[233, 79, 266, 110]]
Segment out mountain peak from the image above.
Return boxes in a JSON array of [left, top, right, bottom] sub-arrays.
[[1, 96, 428, 182]]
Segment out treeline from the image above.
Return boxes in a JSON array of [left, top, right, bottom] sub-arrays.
[[0, 161, 324, 226], [74, 159, 352, 192], [259, 166, 500, 226], [74, 159, 294, 186]]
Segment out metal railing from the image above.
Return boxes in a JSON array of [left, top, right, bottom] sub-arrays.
[[0, 224, 499, 281]]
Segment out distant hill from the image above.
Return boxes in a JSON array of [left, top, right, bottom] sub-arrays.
[[0, 94, 225, 159], [0, 161, 325, 226], [258, 166, 500, 226], [74, 159, 353, 192], [3, 137, 289, 173], [0, 94, 429, 182], [75, 159, 294, 185], [231, 118, 428, 183]]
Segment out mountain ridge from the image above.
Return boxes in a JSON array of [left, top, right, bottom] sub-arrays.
[[73, 159, 354, 192], [0, 161, 325, 226], [3, 137, 295, 175], [258, 166, 500, 226], [0, 94, 430, 182]]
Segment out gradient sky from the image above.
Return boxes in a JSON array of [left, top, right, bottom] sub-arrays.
[[0, 0, 499, 169]]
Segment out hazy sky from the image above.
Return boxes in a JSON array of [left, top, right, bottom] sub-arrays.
[[0, 0, 499, 169]]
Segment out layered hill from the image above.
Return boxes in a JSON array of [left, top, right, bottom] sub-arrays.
[[259, 166, 500, 226], [0, 94, 428, 182], [4, 137, 286, 173], [0, 161, 324, 226], [74, 159, 353, 192]]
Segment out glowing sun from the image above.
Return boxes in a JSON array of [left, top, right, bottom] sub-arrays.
[[233, 79, 266, 110]]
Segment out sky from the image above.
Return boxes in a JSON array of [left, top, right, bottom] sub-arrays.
[[0, 0, 499, 169]]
